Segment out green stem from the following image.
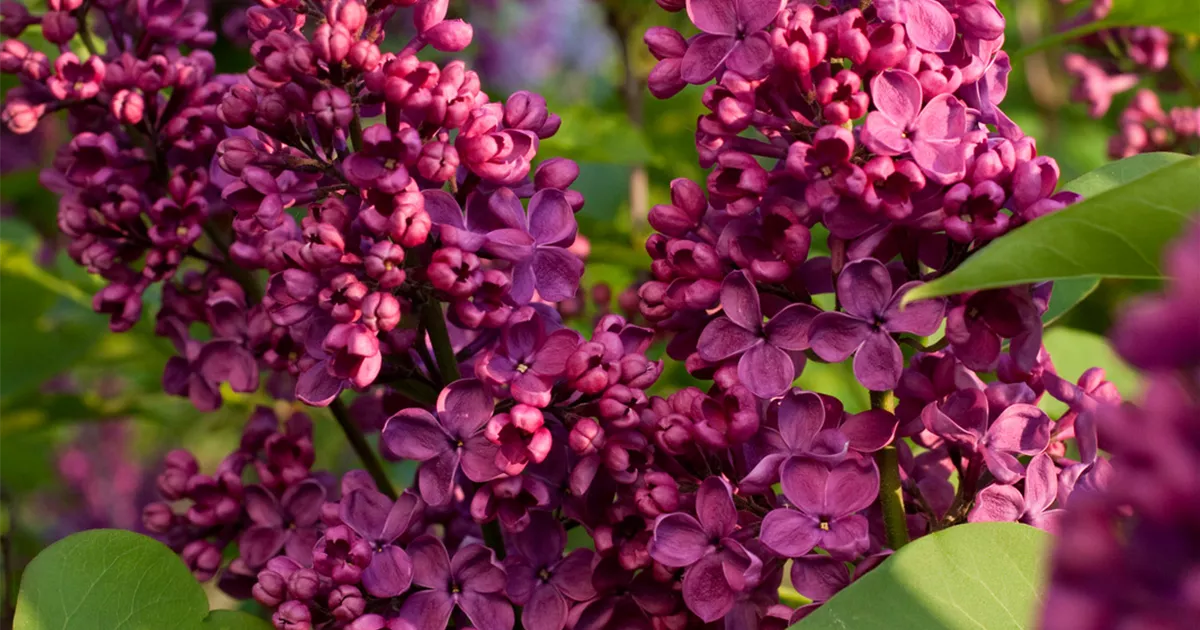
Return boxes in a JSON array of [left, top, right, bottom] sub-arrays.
[[422, 301, 461, 383], [330, 397, 396, 499], [75, 2, 100, 57], [871, 390, 910, 550]]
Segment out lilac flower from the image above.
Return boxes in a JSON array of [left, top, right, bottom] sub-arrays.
[[922, 387, 1051, 483], [809, 258, 946, 391], [741, 389, 898, 491], [696, 270, 818, 398], [482, 187, 583, 303], [296, 323, 383, 406], [759, 455, 878, 560], [861, 70, 971, 184], [475, 315, 580, 407], [395, 537, 513, 630], [342, 123, 420, 194], [874, 0, 957, 52], [339, 489, 423, 597], [380, 379, 503, 506], [680, 0, 785, 83], [649, 477, 763, 622], [239, 479, 326, 567], [162, 339, 260, 412], [969, 453, 1063, 533], [504, 512, 597, 630]]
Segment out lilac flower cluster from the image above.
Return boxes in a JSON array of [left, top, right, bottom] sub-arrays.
[[3, 0, 1159, 627], [1054, 0, 1200, 158], [1042, 223, 1200, 630]]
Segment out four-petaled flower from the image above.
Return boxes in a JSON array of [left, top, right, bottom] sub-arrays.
[[759, 455, 879, 560], [381, 379, 504, 505], [809, 258, 946, 391], [697, 270, 818, 399], [681, 0, 786, 83], [922, 387, 1052, 484], [649, 477, 763, 622], [339, 488, 423, 597], [861, 70, 971, 184]]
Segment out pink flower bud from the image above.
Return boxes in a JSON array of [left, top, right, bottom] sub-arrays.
[[424, 19, 472, 52], [414, 0, 448, 32], [219, 85, 258, 128], [361, 292, 402, 332], [110, 89, 145, 125]]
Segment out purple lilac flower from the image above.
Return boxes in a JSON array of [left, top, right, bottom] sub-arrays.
[[680, 0, 786, 83], [504, 512, 596, 630], [809, 258, 946, 391], [381, 379, 503, 505], [696, 270, 817, 398], [395, 537, 513, 630], [922, 387, 1051, 483], [861, 70, 971, 184], [759, 456, 878, 560], [339, 489, 423, 597]]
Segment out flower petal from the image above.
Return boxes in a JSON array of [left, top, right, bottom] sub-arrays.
[[687, 0, 739, 35], [907, 0, 957, 52], [724, 32, 772, 79], [361, 545, 413, 598], [437, 379, 494, 438], [777, 389, 825, 453], [681, 33, 737, 84], [720, 270, 764, 333], [531, 246, 584, 303], [650, 513, 709, 568], [407, 535, 452, 589], [780, 456, 829, 514], [759, 508, 821, 557], [838, 259, 893, 320], [738, 342, 795, 399], [396, 589, 455, 630], [809, 312, 871, 363], [765, 303, 820, 351], [737, 0, 786, 32], [852, 330, 903, 392], [522, 586, 569, 630], [790, 554, 850, 603], [840, 409, 899, 453], [884, 284, 946, 336], [528, 189, 577, 247], [382, 409, 452, 461], [967, 484, 1024, 523], [682, 554, 738, 622], [986, 403, 1051, 455], [417, 450, 460, 506], [869, 70, 922, 128], [697, 317, 761, 362], [696, 477, 737, 538], [826, 456, 880, 516]]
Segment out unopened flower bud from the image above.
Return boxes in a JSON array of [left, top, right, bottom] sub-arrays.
[[424, 19, 472, 52]]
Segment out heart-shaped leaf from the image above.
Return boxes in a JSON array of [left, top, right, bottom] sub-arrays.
[[14, 529, 271, 630]]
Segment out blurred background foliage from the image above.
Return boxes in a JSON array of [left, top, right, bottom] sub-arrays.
[[0, 0, 1195, 613]]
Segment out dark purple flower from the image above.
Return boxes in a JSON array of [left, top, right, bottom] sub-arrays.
[[861, 70, 971, 184], [342, 123, 420, 194], [696, 270, 818, 398], [681, 0, 785, 83], [395, 537, 513, 630], [339, 489, 423, 597], [759, 455, 878, 560], [482, 187, 582, 303], [969, 452, 1063, 532], [475, 315, 580, 407], [239, 479, 326, 567], [504, 512, 597, 630], [922, 387, 1051, 483], [809, 258, 946, 391], [380, 379, 503, 505], [649, 477, 763, 622]]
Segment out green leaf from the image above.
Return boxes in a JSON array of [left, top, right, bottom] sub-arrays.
[[904, 155, 1200, 304], [1039, 327, 1142, 418], [794, 523, 1051, 630], [1059, 153, 1194, 198], [1042, 277, 1099, 325], [1015, 2, 1200, 57], [13, 529, 268, 630]]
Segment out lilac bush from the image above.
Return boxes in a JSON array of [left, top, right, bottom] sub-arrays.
[[2, 0, 1197, 628]]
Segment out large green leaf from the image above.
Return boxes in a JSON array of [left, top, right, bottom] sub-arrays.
[[1016, 2, 1200, 56], [794, 523, 1051, 630], [905, 154, 1200, 303], [14, 529, 270, 630]]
